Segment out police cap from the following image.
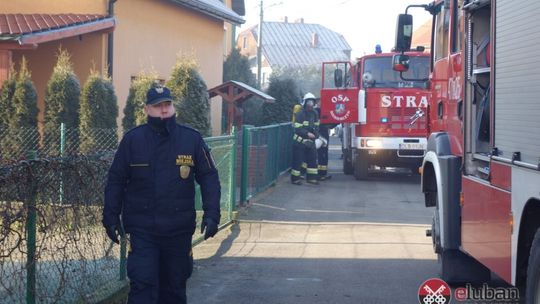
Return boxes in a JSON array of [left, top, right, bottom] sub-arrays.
[[146, 85, 173, 105]]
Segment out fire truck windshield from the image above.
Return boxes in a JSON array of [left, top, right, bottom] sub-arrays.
[[363, 56, 429, 89]]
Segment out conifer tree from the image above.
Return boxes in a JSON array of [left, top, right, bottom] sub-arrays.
[[262, 75, 300, 125], [167, 56, 211, 136], [0, 67, 16, 131], [79, 71, 118, 153], [43, 49, 81, 155], [12, 57, 38, 129], [0, 67, 17, 159], [122, 72, 156, 132], [10, 57, 39, 156]]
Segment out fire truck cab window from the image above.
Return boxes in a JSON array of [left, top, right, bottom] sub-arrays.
[[434, 4, 450, 60], [323, 62, 352, 88], [363, 56, 429, 89], [452, 0, 464, 53]]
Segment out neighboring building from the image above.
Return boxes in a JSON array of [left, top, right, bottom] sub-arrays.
[[412, 19, 432, 52], [237, 18, 351, 87], [0, 0, 245, 135]]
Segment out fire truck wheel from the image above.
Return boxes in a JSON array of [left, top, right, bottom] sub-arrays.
[[526, 228, 540, 304], [343, 149, 353, 175], [353, 155, 368, 180]]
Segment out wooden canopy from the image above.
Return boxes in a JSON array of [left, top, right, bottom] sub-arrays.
[[208, 80, 274, 133]]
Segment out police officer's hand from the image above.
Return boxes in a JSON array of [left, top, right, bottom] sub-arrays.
[[201, 218, 218, 240], [105, 224, 120, 244], [307, 132, 316, 139]]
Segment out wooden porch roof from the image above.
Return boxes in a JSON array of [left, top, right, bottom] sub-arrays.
[[208, 80, 274, 104], [0, 14, 115, 49]]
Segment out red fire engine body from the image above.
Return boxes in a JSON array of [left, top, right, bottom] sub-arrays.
[[320, 51, 431, 179], [395, 0, 540, 300]]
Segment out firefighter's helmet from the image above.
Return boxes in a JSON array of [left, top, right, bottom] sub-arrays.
[[303, 92, 316, 102], [302, 92, 316, 107]]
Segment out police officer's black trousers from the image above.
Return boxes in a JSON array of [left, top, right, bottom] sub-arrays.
[[127, 231, 193, 304], [317, 144, 329, 178], [291, 141, 317, 182]]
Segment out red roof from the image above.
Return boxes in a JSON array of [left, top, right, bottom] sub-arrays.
[[0, 13, 109, 36]]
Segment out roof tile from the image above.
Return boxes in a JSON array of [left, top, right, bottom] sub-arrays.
[[0, 13, 108, 37]]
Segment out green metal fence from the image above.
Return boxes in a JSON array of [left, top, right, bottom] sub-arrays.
[[0, 125, 237, 303], [0, 122, 291, 303], [239, 123, 293, 203]]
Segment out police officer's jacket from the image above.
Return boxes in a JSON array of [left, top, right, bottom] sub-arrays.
[[103, 115, 221, 236], [294, 108, 320, 140]]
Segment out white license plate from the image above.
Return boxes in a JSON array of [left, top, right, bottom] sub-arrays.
[[399, 143, 425, 150]]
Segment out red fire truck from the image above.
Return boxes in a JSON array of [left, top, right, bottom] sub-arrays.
[[320, 50, 431, 180], [394, 0, 540, 301]]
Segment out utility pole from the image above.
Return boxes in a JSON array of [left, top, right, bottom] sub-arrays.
[[256, 0, 263, 88]]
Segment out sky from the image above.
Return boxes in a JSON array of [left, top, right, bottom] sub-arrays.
[[239, 0, 432, 58]]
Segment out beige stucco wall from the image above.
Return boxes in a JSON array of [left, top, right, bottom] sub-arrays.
[[4, 0, 231, 135], [12, 35, 108, 125], [114, 0, 225, 135], [2, 0, 107, 14]]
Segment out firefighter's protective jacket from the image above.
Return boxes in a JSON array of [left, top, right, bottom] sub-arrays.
[[294, 109, 320, 141]]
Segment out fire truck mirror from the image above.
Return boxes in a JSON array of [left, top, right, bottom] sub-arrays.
[[395, 14, 413, 53], [334, 69, 343, 88], [392, 54, 410, 72]]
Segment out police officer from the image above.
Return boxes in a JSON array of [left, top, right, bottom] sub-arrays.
[[291, 93, 320, 185], [103, 85, 221, 304]]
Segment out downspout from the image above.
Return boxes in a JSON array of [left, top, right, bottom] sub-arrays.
[[107, 0, 117, 79]]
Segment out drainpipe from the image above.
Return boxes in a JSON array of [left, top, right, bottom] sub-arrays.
[[107, 0, 117, 79]]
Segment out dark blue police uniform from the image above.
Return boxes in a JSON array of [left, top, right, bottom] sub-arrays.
[[103, 88, 220, 304]]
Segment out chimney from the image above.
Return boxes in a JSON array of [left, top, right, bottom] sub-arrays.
[[281, 16, 288, 23], [311, 33, 319, 48], [295, 18, 304, 24]]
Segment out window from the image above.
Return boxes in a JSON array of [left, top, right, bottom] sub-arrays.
[[452, 0, 464, 53], [362, 56, 430, 89], [434, 4, 450, 60]]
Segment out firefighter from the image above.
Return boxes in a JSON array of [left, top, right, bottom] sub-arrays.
[[315, 101, 335, 181], [103, 85, 221, 303], [291, 103, 307, 179], [291, 93, 320, 185]]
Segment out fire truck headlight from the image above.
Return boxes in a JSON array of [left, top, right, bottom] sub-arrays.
[[381, 117, 388, 123], [366, 139, 382, 148]]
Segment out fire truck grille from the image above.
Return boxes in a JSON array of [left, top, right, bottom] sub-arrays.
[[387, 108, 426, 130], [398, 149, 425, 156]]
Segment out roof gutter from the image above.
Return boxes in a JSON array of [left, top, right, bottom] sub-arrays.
[[170, 0, 244, 25], [108, 0, 117, 79]]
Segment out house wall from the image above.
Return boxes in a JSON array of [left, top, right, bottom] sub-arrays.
[[223, 0, 235, 56], [4, 0, 230, 135], [2, 0, 106, 13], [114, 0, 224, 135], [237, 29, 258, 58]]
